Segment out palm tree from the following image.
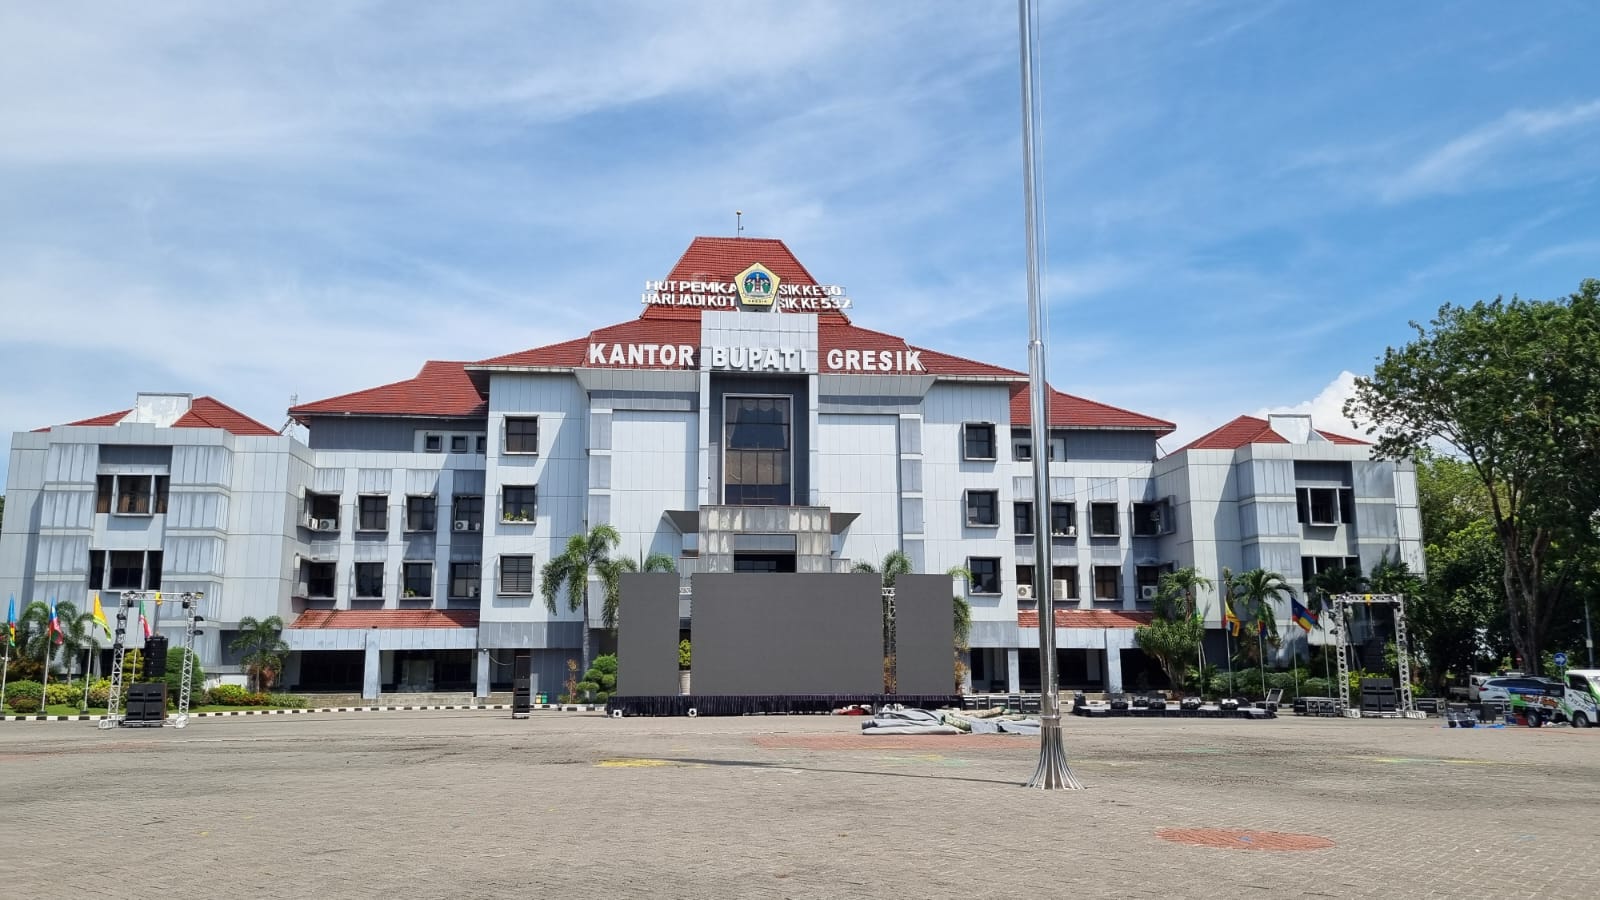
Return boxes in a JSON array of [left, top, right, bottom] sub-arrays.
[[1231, 568, 1294, 664], [853, 550, 914, 678], [1310, 565, 1366, 616], [229, 616, 289, 692], [1154, 566, 1212, 622], [604, 551, 677, 632], [540, 524, 622, 674], [19, 600, 87, 673]]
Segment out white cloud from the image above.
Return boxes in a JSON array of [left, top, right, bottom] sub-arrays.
[[1254, 371, 1371, 441], [1381, 98, 1600, 201]]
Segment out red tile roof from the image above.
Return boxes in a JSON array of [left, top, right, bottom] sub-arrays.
[[818, 320, 1024, 380], [35, 398, 277, 437], [289, 361, 487, 421], [173, 397, 279, 436], [1008, 385, 1175, 434], [1018, 609, 1155, 629], [643, 236, 841, 322], [1171, 415, 1370, 453], [477, 318, 702, 369], [289, 609, 479, 629]]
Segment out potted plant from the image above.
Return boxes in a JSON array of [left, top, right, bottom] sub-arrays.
[[678, 639, 692, 695]]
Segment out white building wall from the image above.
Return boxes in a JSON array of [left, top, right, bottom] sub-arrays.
[[815, 413, 901, 570], [608, 409, 697, 564]]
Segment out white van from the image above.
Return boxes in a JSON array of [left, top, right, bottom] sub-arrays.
[[1562, 669, 1600, 728]]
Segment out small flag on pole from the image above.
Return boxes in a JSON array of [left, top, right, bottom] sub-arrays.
[[138, 601, 152, 639], [1223, 600, 1241, 637], [47, 598, 63, 644], [91, 592, 112, 641], [5, 595, 16, 647], [154, 591, 163, 606], [1292, 598, 1318, 632]]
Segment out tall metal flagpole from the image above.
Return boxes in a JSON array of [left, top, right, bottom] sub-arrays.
[[1019, 0, 1082, 791]]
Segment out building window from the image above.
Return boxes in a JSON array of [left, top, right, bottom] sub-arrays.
[[1014, 501, 1034, 535], [1050, 502, 1076, 536], [406, 495, 436, 532], [1094, 565, 1120, 600], [305, 492, 340, 532], [449, 562, 481, 600], [502, 486, 537, 523], [354, 563, 384, 599], [724, 396, 791, 506], [968, 557, 1001, 595], [403, 562, 433, 599], [305, 562, 336, 599], [451, 435, 469, 454], [1133, 501, 1167, 537], [1048, 434, 1067, 462], [1136, 565, 1163, 601], [1054, 565, 1080, 599], [1301, 555, 1362, 585], [476, 435, 487, 454], [88, 550, 163, 591], [963, 423, 996, 460], [505, 417, 539, 454], [1296, 487, 1354, 526], [357, 495, 388, 532], [1090, 502, 1119, 537], [1012, 431, 1032, 461], [97, 474, 168, 516], [965, 490, 999, 527], [451, 495, 484, 531], [424, 434, 442, 453], [500, 556, 534, 595]]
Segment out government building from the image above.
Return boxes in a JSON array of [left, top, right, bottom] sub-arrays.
[[0, 237, 1424, 699]]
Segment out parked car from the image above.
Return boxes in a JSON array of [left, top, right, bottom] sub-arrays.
[[1478, 677, 1565, 722], [1469, 671, 1526, 701]]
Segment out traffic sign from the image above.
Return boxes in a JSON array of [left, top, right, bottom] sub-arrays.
[[1554, 652, 1568, 667]]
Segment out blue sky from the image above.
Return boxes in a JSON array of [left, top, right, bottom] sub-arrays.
[[2, 2, 1598, 488]]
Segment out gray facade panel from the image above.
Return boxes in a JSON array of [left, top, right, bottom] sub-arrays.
[[901, 498, 924, 534], [691, 573, 881, 695], [98, 445, 174, 466], [357, 468, 391, 493], [893, 574, 956, 695], [1357, 502, 1399, 539], [1294, 460, 1350, 485], [312, 468, 345, 493], [616, 573, 681, 695], [477, 620, 582, 649], [1062, 431, 1158, 462], [899, 457, 922, 493], [307, 417, 483, 452], [899, 416, 922, 455], [1353, 461, 1396, 498], [588, 410, 612, 451]]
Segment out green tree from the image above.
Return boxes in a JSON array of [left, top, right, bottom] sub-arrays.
[[1136, 567, 1212, 687], [229, 615, 289, 692], [1229, 569, 1292, 664], [1346, 280, 1600, 674], [853, 550, 914, 687], [18, 600, 89, 673], [605, 551, 676, 632], [1155, 566, 1212, 621], [540, 524, 622, 674]]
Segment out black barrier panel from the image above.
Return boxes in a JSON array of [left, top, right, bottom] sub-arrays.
[[617, 573, 681, 696], [606, 694, 962, 717], [692, 573, 882, 695], [892, 574, 957, 696]]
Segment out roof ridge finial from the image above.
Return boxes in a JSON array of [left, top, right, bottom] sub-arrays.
[[735, 209, 743, 238]]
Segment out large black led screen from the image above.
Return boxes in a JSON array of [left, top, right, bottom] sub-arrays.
[[691, 573, 882, 695]]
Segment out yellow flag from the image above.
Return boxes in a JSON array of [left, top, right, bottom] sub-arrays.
[[91, 592, 112, 639], [154, 591, 163, 606]]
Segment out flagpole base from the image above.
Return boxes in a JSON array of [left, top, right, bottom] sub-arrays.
[[1022, 715, 1084, 790]]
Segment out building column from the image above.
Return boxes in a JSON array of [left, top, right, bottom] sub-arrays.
[[362, 631, 381, 701], [1006, 648, 1020, 693], [475, 648, 490, 698], [1105, 644, 1124, 695]]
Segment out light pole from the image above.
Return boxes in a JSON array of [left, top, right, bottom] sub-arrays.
[[1018, 0, 1082, 790]]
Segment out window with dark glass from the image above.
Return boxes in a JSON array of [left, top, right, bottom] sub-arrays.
[[305, 563, 336, 598], [424, 434, 442, 453], [1051, 502, 1075, 536], [1297, 487, 1353, 526], [505, 417, 539, 454], [1094, 565, 1120, 600], [500, 556, 534, 594], [452, 495, 484, 530], [1133, 502, 1164, 536], [108, 550, 144, 590], [450, 562, 482, 599], [406, 495, 436, 532], [1014, 501, 1034, 535], [476, 435, 487, 454], [502, 486, 537, 522], [723, 397, 791, 506], [968, 557, 1001, 594], [117, 475, 153, 515], [403, 562, 433, 598], [89, 550, 106, 589], [963, 423, 996, 460], [1012, 429, 1033, 461], [96, 475, 114, 514], [1053, 565, 1080, 599], [966, 490, 998, 526], [354, 563, 384, 598], [358, 495, 388, 532], [450, 435, 468, 454], [1090, 502, 1119, 536]]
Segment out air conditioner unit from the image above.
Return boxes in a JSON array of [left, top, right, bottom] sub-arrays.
[[1141, 585, 1160, 601], [1053, 527, 1077, 538], [453, 520, 470, 532], [470, 522, 482, 532], [468, 586, 480, 598], [1016, 584, 1034, 600], [318, 518, 337, 531], [1052, 579, 1071, 597], [305, 516, 319, 530]]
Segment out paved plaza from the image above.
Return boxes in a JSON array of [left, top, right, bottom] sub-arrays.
[[2, 711, 1596, 898]]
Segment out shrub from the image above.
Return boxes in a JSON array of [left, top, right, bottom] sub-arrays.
[[4, 680, 44, 704], [86, 679, 113, 706], [678, 640, 692, 670], [1301, 677, 1332, 697], [165, 647, 204, 699], [45, 681, 83, 707], [207, 684, 256, 706], [266, 693, 307, 709], [9, 695, 41, 714]]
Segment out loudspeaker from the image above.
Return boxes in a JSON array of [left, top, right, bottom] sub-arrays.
[[512, 652, 532, 715], [123, 682, 167, 724], [143, 635, 169, 680]]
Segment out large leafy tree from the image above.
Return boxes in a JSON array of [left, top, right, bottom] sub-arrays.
[[230, 615, 289, 692], [855, 552, 972, 691], [1346, 280, 1600, 674], [1136, 567, 1212, 687], [540, 524, 622, 674]]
